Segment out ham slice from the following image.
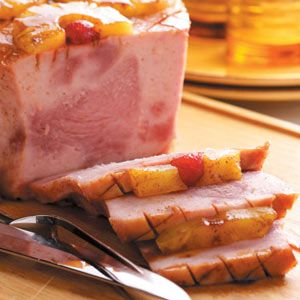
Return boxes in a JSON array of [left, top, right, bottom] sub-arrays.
[[138, 222, 297, 286], [0, 1, 190, 199], [105, 172, 298, 242], [30, 144, 269, 206]]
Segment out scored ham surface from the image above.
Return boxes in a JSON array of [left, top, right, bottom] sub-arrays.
[[0, 1, 190, 199], [30, 144, 269, 205], [138, 222, 297, 286], [105, 172, 298, 242]]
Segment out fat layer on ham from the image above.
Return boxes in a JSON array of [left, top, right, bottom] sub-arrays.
[[0, 2, 190, 199], [105, 172, 298, 242], [138, 222, 297, 286], [30, 144, 269, 205]]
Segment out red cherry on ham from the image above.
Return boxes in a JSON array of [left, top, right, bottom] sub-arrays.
[[65, 20, 100, 45], [171, 153, 204, 186]]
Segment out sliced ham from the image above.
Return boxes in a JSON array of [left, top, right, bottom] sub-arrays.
[[105, 172, 298, 242], [30, 144, 269, 205], [138, 222, 297, 286], [0, 1, 190, 199]]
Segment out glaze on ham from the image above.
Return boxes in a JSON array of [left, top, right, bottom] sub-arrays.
[[30, 144, 269, 206], [105, 172, 298, 242], [0, 2, 190, 199], [138, 222, 297, 286]]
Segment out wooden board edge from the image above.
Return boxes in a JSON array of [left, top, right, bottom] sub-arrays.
[[184, 84, 300, 102], [182, 91, 300, 138], [185, 70, 300, 88]]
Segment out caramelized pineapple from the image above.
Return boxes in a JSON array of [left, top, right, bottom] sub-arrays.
[[103, 150, 242, 199], [13, 25, 66, 55], [156, 207, 277, 254], [13, 2, 133, 54], [127, 165, 187, 197], [105, 0, 172, 17], [197, 149, 242, 186], [58, 5, 133, 37], [89, 0, 135, 17], [0, 22, 14, 60], [130, 0, 171, 17], [53, 0, 172, 18], [0, 0, 46, 20]]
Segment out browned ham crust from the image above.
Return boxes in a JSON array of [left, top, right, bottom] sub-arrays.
[[30, 144, 269, 208], [138, 222, 297, 286], [105, 172, 297, 242]]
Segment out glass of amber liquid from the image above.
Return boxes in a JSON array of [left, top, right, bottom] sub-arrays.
[[227, 0, 300, 66], [185, 0, 227, 38]]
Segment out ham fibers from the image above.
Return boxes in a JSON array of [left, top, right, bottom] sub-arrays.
[[104, 172, 298, 242], [30, 144, 269, 206], [138, 222, 297, 286], [0, 1, 190, 199]]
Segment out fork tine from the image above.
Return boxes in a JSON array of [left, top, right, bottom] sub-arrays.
[[11, 215, 191, 300], [11, 215, 141, 273], [0, 211, 13, 224]]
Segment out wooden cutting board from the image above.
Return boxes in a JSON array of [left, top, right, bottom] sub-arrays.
[[0, 91, 300, 300]]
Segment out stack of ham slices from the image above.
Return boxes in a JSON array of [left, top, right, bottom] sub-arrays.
[[30, 143, 299, 286]]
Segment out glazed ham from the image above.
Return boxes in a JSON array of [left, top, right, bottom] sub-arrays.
[[138, 222, 297, 286], [0, 1, 190, 199], [105, 172, 298, 242], [30, 144, 269, 206]]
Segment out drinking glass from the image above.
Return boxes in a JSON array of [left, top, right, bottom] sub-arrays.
[[185, 0, 227, 37], [227, 0, 300, 66]]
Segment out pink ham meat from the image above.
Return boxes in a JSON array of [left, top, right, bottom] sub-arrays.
[[0, 1, 190, 199], [104, 172, 298, 242], [30, 144, 269, 206], [138, 222, 297, 286]]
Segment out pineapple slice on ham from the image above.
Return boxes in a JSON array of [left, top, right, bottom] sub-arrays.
[[30, 145, 267, 204], [13, 2, 133, 54], [156, 207, 277, 254], [0, 0, 46, 20], [104, 172, 297, 242], [139, 221, 297, 286], [53, 0, 173, 18]]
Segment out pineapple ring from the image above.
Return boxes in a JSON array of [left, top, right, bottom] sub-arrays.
[[53, 0, 172, 18], [127, 0, 173, 17], [0, 0, 46, 20], [13, 2, 133, 54]]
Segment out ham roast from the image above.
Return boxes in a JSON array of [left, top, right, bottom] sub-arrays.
[[0, 1, 190, 199], [138, 222, 297, 286], [105, 172, 298, 242]]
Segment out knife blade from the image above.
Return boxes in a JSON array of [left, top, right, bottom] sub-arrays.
[[0, 220, 190, 300]]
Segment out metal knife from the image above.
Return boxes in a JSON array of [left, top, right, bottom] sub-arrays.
[[0, 214, 191, 300]]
